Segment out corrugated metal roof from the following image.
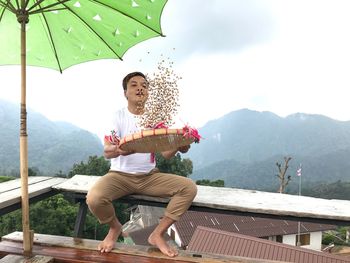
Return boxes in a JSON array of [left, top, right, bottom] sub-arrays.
[[175, 211, 337, 247], [188, 226, 350, 263]]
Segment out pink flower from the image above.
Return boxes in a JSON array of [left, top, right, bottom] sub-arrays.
[[183, 125, 201, 143], [104, 130, 120, 145], [152, 121, 168, 129]]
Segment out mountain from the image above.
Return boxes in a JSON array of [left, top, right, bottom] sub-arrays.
[[191, 149, 350, 190], [0, 99, 103, 175], [188, 109, 350, 189]]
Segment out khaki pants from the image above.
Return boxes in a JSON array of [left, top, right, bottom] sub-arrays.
[[86, 169, 197, 224]]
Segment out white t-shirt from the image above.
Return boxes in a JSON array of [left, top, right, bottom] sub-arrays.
[[108, 107, 156, 174]]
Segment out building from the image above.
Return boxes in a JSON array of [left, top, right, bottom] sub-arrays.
[[187, 226, 350, 263], [168, 211, 336, 250]]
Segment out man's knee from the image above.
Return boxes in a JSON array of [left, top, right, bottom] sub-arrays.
[[185, 179, 198, 199], [86, 188, 108, 210]]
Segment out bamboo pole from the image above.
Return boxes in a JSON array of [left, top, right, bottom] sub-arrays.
[[20, 9, 33, 254]]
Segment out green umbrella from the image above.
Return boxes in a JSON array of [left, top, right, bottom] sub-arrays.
[[0, 0, 167, 253]]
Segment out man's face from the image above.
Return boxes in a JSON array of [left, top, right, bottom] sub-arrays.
[[124, 75, 149, 105]]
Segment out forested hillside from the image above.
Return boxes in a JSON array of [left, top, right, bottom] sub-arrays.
[[0, 99, 103, 175]]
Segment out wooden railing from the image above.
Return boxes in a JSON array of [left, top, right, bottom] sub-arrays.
[[1, 175, 349, 238]]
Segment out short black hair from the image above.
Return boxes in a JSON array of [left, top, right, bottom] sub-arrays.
[[122, 71, 147, 90]]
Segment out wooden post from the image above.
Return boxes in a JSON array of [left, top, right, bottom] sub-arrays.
[[19, 8, 33, 254]]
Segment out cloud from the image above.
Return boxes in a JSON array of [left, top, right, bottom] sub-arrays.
[[159, 0, 277, 58], [2, 0, 350, 138]]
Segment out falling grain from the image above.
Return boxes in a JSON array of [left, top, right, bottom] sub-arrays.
[[137, 58, 181, 128]]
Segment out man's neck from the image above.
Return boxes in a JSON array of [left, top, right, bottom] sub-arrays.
[[128, 104, 144, 115]]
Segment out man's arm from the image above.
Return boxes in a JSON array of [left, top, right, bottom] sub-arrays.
[[160, 145, 191, 160]]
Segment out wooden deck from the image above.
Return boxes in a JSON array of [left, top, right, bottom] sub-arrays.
[[1, 175, 350, 262], [0, 232, 284, 263]]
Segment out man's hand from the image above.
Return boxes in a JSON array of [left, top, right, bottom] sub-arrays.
[[104, 142, 134, 159], [178, 144, 190, 153], [116, 146, 135, 156], [161, 144, 191, 159]]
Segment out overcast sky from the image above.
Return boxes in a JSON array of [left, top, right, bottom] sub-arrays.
[[1, 0, 350, 140]]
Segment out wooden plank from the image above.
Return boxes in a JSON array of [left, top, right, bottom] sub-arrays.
[[53, 174, 98, 193], [0, 254, 24, 263], [0, 177, 66, 210], [192, 186, 350, 222], [0, 232, 283, 263], [53, 175, 350, 222], [0, 240, 197, 263], [0, 177, 54, 194], [0, 254, 53, 263]]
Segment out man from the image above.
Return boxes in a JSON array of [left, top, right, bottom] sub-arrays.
[[86, 72, 197, 257]]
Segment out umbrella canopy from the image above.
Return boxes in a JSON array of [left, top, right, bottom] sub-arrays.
[[0, 0, 167, 254], [0, 0, 167, 71]]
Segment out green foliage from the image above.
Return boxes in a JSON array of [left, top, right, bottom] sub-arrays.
[[0, 167, 41, 178], [0, 210, 21, 236], [303, 180, 350, 200], [0, 176, 15, 183], [29, 194, 78, 236], [0, 193, 129, 241], [322, 232, 335, 245], [28, 167, 41, 177], [322, 227, 350, 246], [196, 179, 225, 187], [156, 153, 193, 177], [0, 194, 78, 237], [68, 155, 110, 177]]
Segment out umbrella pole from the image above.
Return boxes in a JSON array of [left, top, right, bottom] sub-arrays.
[[19, 14, 33, 254]]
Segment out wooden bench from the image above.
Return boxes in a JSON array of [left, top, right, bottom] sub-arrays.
[[53, 174, 350, 237], [0, 231, 285, 263], [0, 177, 67, 217]]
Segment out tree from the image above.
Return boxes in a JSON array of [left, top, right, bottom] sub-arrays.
[[196, 179, 225, 187], [276, 156, 292, 193], [322, 226, 350, 246], [55, 170, 66, 177], [68, 155, 110, 178], [0, 156, 129, 240], [28, 167, 41, 177], [155, 153, 193, 177], [0, 194, 78, 237]]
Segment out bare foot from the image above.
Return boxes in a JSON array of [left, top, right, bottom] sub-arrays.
[[98, 219, 122, 253], [148, 232, 178, 257]]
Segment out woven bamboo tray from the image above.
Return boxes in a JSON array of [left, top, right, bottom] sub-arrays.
[[119, 128, 195, 153]]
